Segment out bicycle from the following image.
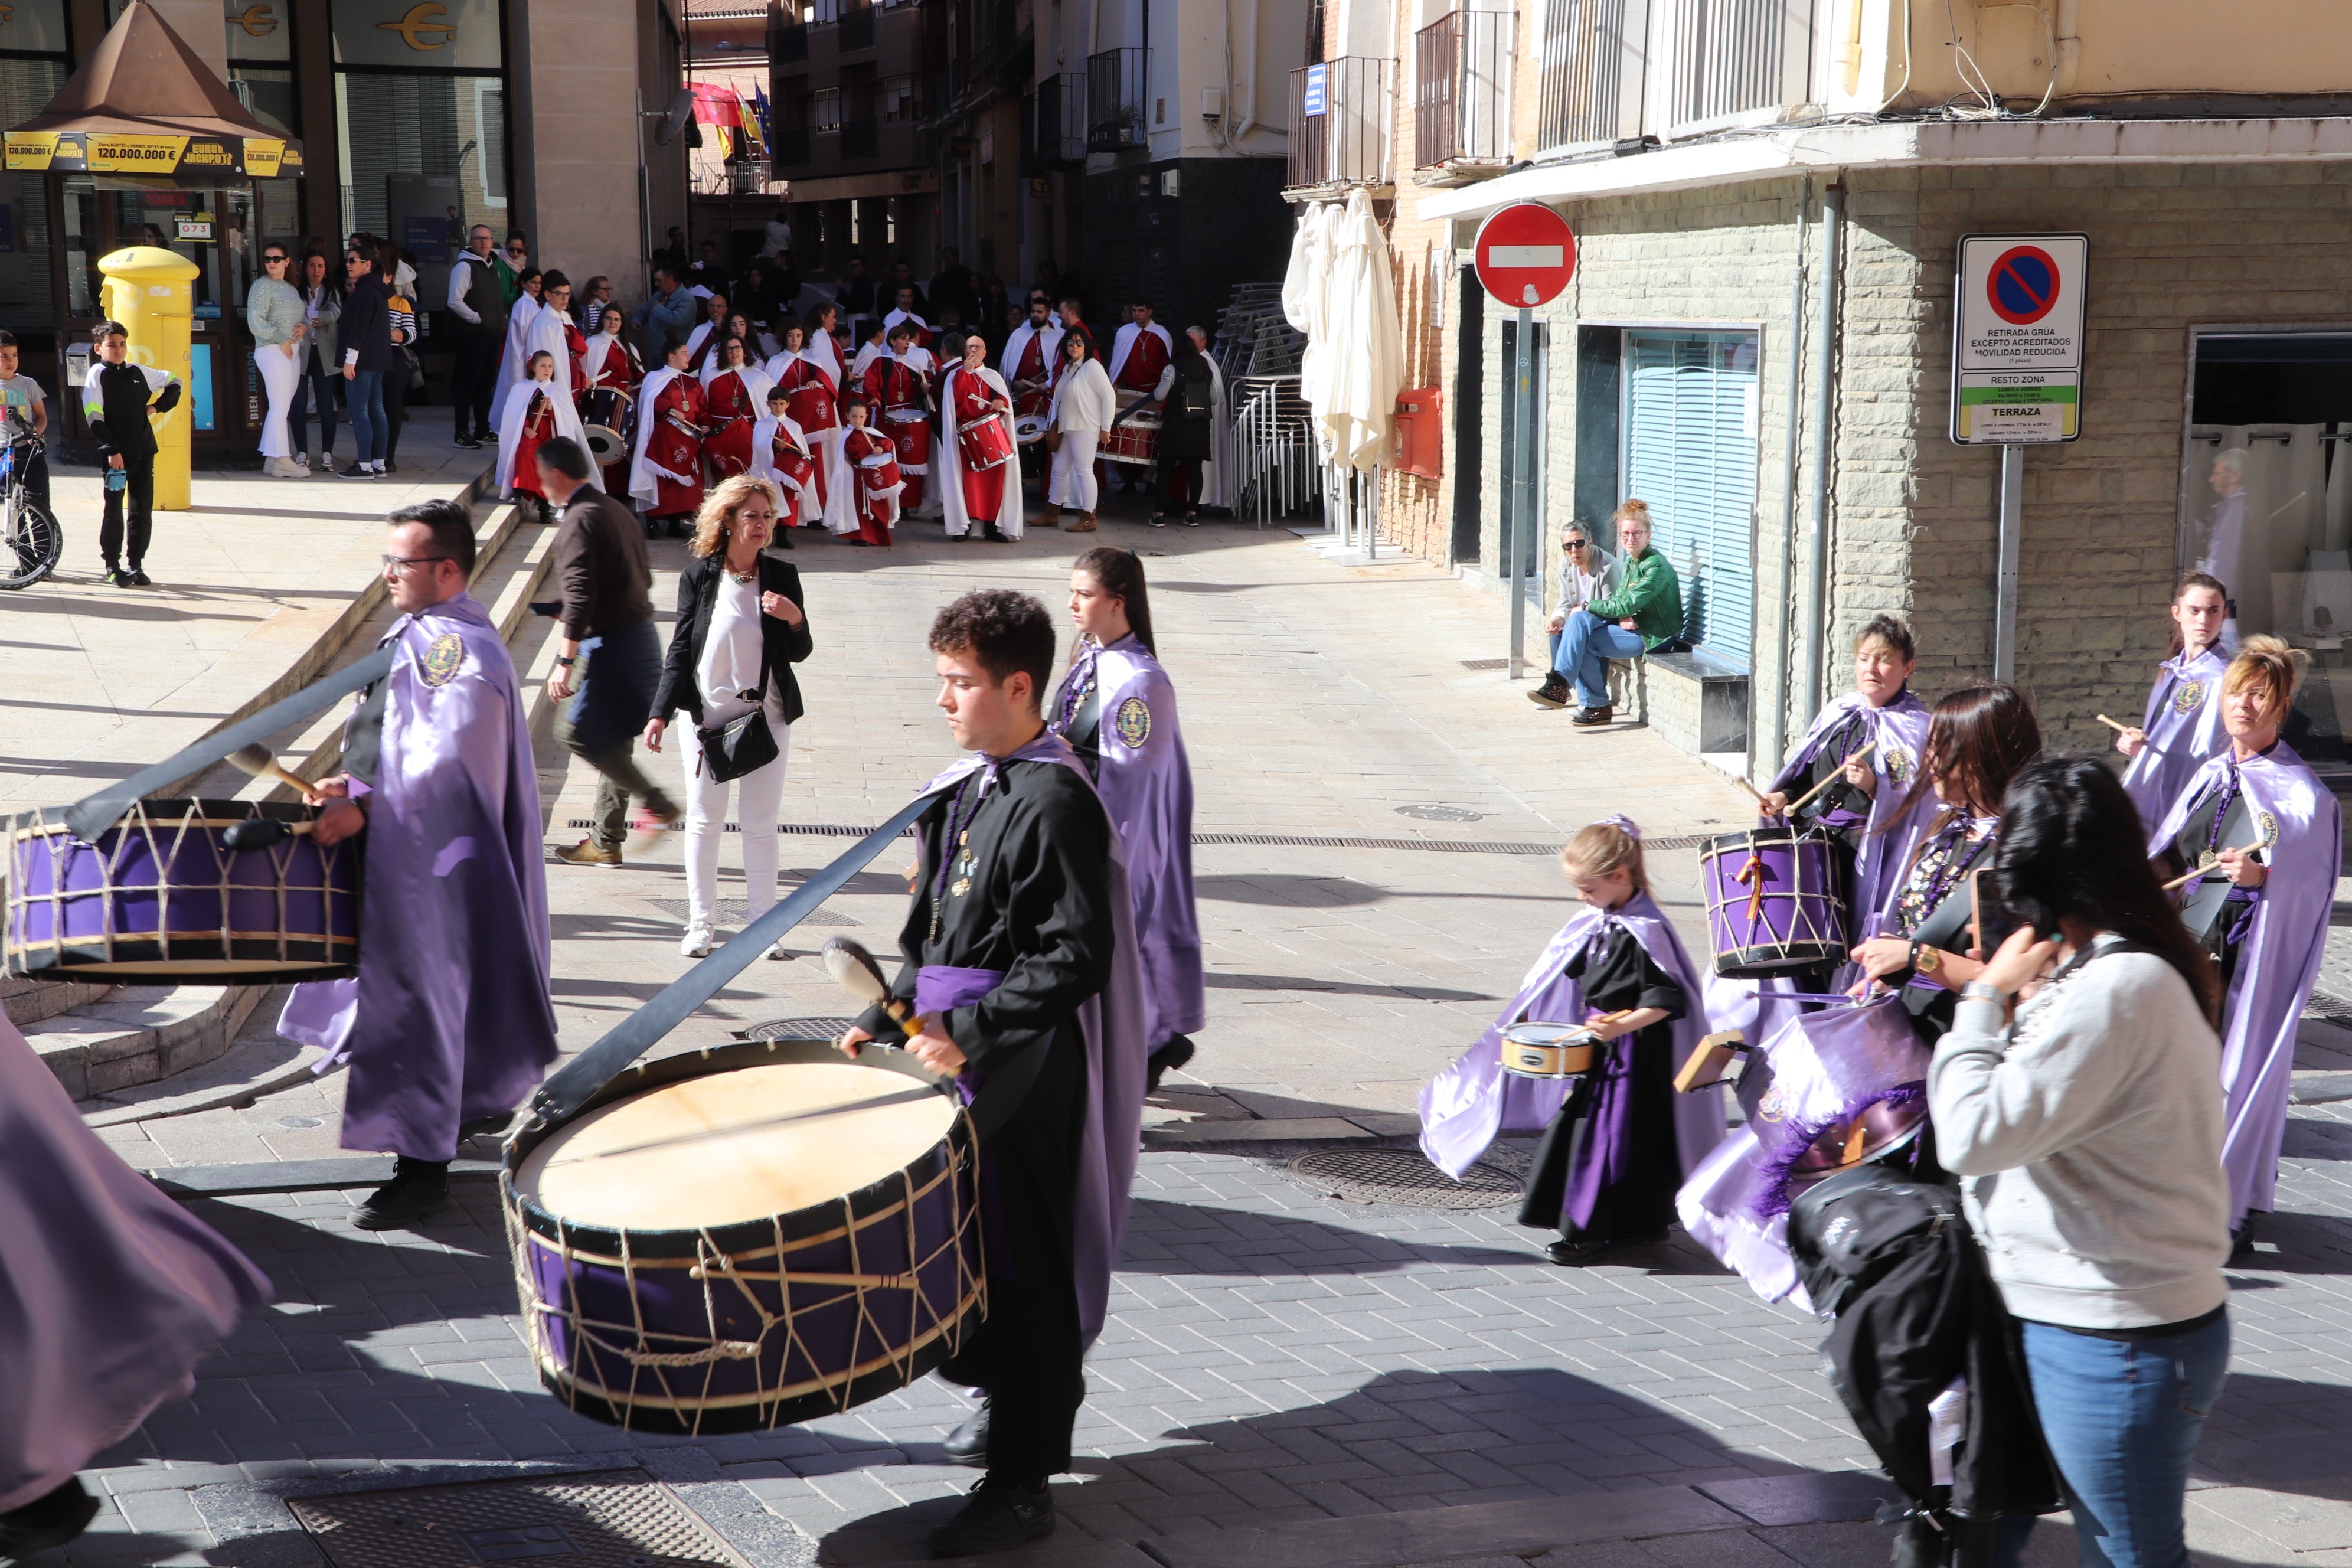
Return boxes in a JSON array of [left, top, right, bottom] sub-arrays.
[[0, 424, 59, 592]]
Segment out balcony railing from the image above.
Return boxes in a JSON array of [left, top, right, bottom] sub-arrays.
[[1414, 8, 1513, 169], [773, 20, 808, 61], [839, 2, 876, 50], [1288, 56, 1393, 190], [1086, 47, 1147, 152], [1669, 0, 1808, 128], [1036, 71, 1086, 166], [1534, 0, 1647, 151]]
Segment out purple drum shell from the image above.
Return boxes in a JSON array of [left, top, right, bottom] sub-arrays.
[[1700, 827, 1848, 979], [504, 1041, 984, 1435], [3, 799, 361, 982]]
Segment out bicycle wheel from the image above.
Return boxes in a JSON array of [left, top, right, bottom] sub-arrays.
[[0, 494, 60, 590]]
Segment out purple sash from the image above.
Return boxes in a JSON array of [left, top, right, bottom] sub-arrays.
[[916, 965, 1007, 1017]]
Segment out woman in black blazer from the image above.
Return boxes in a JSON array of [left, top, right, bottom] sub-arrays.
[[645, 474, 815, 958]]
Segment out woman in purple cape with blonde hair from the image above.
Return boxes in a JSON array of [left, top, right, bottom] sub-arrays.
[[1420, 815, 1726, 1265], [2116, 571, 2232, 834], [2148, 635, 2340, 1256], [1048, 546, 1205, 1093]]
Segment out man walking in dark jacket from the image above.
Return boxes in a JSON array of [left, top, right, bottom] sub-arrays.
[[81, 321, 181, 588], [537, 437, 681, 866]]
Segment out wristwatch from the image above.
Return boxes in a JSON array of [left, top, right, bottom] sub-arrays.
[[554, 654, 577, 667], [1909, 940, 1943, 976]]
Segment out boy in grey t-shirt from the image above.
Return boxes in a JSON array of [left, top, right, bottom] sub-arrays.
[[0, 329, 50, 514]]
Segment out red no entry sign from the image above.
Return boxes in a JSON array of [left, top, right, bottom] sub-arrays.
[[1474, 203, 1575, 309]]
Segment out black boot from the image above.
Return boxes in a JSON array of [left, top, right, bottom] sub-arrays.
[[942, 1397, 991, 1466], [1527, 672, 1570, 709], [1146, 1035, 1195, 1094], [926, 1475, 1054, 1557], [355, 1156, 451, 1231], [0, 1476, 100, 1560]]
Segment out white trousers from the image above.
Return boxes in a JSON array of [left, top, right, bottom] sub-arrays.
[[257, 342, 302, 459], [680, 702, 793, 931], [1050, 430, 1101, 511]]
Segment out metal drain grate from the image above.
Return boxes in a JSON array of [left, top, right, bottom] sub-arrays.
[[641, 898, 854, 927], [288, 1468, 748, 1567], [735, 1016, 861, 1041], [1460, 658, 1510, 670], [1286, 1146, 1524, 1210], [2311, 989, 2352, 1027]]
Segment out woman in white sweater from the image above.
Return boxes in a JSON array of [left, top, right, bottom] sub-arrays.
[[1929, 755, 2230, 1568], [1046, 330, 1113, 533]]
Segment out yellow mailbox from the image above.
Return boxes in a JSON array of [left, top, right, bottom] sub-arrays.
[[95, 246, 200, 511]]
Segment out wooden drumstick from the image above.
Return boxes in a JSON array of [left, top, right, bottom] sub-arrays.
[[2094, 714, 2135, 735], [1785, 740, 1876, 815], [2161, 816, 2281, 893], [226, 743, 313, 797]]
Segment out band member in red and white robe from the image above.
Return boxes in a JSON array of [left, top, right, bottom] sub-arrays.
[[577, 308, 642, 494], [1106, 299, 1173, 396], [881, 285, 933, 351], [1001, 297, 1063, 485], [939, 335, 1023, 542], [868, 322, 937, 517], [495, 350, 591, 519], [766, 322, 840, 523], [838, 394, 900, 547], [750, 383, 821, 528], [802, 302, 848, 397], [849, 319, 891, 393], [682, 291, 731, 374], [629, 341, 708, 534], [700, 337, 772, 482]]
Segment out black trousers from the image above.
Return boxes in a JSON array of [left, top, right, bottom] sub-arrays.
[[99, 452, 155, 569], [384, 362, 409, 464], [453, 333, 499, 437], [935, 1021, 1087, 1483]]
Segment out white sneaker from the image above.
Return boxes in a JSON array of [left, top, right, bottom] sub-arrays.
[[680, 923, 714, 958], [293, 453, 311, 472], [765, 939, 789, 960]]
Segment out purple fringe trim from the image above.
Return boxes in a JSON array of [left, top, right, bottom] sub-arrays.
[[1752, 1082, 1928, 1219]]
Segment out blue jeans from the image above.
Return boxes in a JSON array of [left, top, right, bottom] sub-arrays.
[[292, 352, 339, 458], [345, 370, 387, 465], [1997, 1314, 2230, 1568], [1555, 610, 1649, 708]]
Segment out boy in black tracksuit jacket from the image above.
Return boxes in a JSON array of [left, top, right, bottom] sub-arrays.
[[81, 319, 181, 587]]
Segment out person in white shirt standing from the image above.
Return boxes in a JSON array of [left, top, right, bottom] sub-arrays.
[[1046, 332, 1113, 534], [446, 224, 507, 450]]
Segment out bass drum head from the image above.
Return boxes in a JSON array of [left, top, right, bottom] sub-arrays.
[[582, 424, 629, 464]]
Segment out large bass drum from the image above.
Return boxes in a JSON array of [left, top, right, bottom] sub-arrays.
[[503, 1039, 982, 1433], [4, 798, 360, 982]]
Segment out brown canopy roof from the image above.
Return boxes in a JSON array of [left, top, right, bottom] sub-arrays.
[[10, 0, 281, 143]]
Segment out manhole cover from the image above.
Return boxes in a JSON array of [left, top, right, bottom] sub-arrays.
[[1395, 804, 1488, 822], [288, 1468, 747, 1567], [736, 1016, 861, 1041], [641, 898, 855, 927], [1286, 1146, 1524, 1210], [277, 1116, 322, 1129]]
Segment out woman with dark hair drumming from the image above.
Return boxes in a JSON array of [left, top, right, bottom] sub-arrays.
[[2116, 571, 2232, 832], [1847, 682, 2045, 1038], [1934, 756, 2231, 1568], [1049, 547, 1204, 1092], [2148, 635, 2339, 1258], [835, 590, 1146, 1555]]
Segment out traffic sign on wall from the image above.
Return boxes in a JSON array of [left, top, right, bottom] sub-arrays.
[[1951, 233, 2088, 445], [1473, 203, 1576, 311]]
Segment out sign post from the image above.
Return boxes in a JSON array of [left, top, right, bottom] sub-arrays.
[[1474, 203, 1576, 680], [1951, 233, 2088, 682]]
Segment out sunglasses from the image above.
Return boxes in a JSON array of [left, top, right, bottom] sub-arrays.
[[263, 254, 288, 263]]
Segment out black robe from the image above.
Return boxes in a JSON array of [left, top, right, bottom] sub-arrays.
[[855, 755, 1113, 1482], [1516, 926, 1686, 1243]]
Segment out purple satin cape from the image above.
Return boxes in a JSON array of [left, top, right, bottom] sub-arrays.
[[280, 593, 561, 1161], [920, 730, 1148, 1347], [1419, 891, 1724, 1183], [2150, 741, 2342, 1223], [1051, 637, 1206, 1048], [2120, 646, 2230, 835], [1676, 995, 1929, 1308], [0, 1014, 271, 1510], [1770, 689, 1938, 932]]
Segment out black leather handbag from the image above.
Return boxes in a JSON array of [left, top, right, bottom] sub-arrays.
[[697, 692, 777, 783]]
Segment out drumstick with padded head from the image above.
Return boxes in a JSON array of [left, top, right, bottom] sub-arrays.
[[821, 936, 923, 1037], [226, 743, 316, 798]]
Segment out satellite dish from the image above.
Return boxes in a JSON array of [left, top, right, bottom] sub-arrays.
[[654, 87, 697, 145]]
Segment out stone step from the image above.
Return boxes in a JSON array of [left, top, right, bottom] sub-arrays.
[[24, 985, 264, 1102], [1, 974, 112, 1027]]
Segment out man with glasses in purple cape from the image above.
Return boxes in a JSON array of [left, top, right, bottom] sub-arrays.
[[836, 589, 1146, 1559], [280, 499, 561, 1231]]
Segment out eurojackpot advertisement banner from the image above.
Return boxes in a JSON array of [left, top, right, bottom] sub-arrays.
[[2, 132, 303, 177]]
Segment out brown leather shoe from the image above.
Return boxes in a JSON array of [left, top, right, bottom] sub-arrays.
[[1066, 514, 1098, 533], [1570, 705, 1615, 727], [553, 838, 622, 867]]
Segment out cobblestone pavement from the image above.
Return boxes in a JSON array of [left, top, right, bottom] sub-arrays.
[[33, 514, 2352, 1565]]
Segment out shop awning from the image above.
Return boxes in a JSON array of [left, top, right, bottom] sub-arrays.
[[2, 0, 303, 178]]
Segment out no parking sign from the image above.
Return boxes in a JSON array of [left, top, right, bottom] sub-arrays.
[[1951, 233, 2088, 445]]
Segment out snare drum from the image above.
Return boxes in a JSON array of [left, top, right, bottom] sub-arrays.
[[504, 1040, 982, 1432], [1013, 413, 1050, 446], [956, 415, 1014, 472], [1101, 409, 1161, 467], [1698, 826, 1848, 978], [855, 447, 903, 494], [1498, 1022, 1603, 1080], [4, 798, 360, 982]]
